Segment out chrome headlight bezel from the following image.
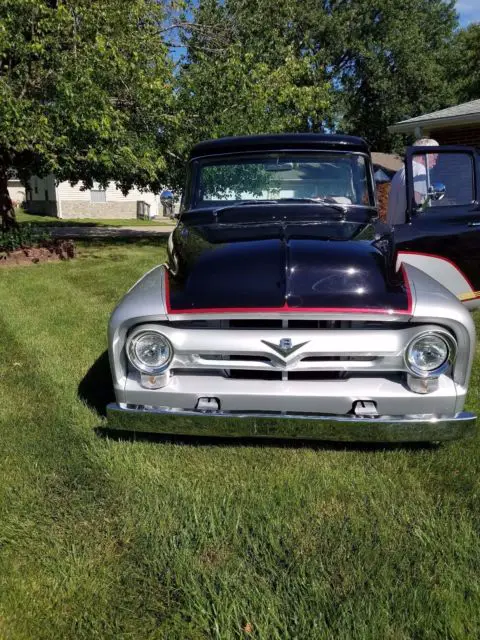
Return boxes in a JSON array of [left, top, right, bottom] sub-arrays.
[[126, 328, 173, 375], [404, 330, 457, 378]]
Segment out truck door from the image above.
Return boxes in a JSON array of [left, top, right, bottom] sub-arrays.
[[395, 145, 480, 309]]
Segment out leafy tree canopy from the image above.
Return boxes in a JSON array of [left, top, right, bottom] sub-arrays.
[[446, 22, 480, 103], [171, 0, 331, 186], [0, 0, 474, 222], [176, 0, 460, 161], [0, 0, 176, 226], [325, 0, 459, 150]]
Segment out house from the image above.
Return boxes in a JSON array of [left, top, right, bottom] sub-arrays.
[[25, 175, 171, 219], [371, 152, 403, 181], [7, 177, 26, 206], [388, 99, 480, 146]]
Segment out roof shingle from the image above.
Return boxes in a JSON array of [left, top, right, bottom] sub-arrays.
[[389, 99, 480, 134]]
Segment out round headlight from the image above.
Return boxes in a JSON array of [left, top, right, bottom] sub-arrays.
[[406, 332, 452, 376], [127, 330, 173, 374]]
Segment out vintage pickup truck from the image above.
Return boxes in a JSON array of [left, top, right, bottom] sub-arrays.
[[107, 134, 478, 442]]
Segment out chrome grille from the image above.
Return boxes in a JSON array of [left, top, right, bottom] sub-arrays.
[[128, 320, 430, 381]]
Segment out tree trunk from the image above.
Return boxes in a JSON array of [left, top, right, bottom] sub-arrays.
[[0, 169, 18, 232]]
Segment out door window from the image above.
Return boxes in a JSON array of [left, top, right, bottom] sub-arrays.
[[411, 150, 474, 210]]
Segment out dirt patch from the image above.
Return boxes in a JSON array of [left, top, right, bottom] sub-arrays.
[[0, 240, 76, 267]]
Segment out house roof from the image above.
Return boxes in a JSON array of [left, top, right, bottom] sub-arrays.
[[371, 152, 403, 173], [388, 99, 480, 134]]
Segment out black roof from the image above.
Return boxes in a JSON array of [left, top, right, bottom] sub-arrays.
[[190, 134, 369, 159]]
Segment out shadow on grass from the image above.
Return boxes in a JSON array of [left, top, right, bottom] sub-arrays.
[[74, 236, 169, 249], [17, 210, 173, 229], [78, 351, 115, 418], [94, 425, 439, 453], [52, 228, 172, 240]]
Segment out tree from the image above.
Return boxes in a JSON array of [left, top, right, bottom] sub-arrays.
[[175, 0, 459, 161], [0, 0, 176, 229], [447, 23, 480, 103], [171, 0, 331, 187], [328, 0, 458, 150]]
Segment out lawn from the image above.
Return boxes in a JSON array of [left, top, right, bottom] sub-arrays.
[[0, 240, 480, 639], [16, 210, 173, 226]]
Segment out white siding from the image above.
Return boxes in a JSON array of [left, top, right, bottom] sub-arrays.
[[8, 179, 25, 203], [46, 175, 56, 201], [29, 175, 47, 201], [57, 181, 90, 202], [105, 184, 159, 216], [29, 175, 167, 218], [27, 175, 57, 202], [55, 180, 159, 216]]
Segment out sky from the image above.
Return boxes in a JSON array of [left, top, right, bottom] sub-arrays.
[[457, 0, 480, 26]]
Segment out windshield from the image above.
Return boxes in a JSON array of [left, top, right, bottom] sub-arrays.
[[190, 152, 373, 209]]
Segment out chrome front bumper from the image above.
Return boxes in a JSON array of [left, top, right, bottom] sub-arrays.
[[106, 404, 476, 442]]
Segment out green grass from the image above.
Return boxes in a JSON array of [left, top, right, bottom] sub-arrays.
[[0, 240, 480, 639], [16, 210, 173, 226]]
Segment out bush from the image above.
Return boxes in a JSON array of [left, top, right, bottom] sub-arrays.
[[0, 225, 76, 262], [0, 224, 53, 252]]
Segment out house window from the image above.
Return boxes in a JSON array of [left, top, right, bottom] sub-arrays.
[[45, 189, 49, 201], [34, 179, 38, 194], [91, 183, 106, 203]]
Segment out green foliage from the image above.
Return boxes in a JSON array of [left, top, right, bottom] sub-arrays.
[[447, 23, 480, 103], [199, 162, 280, 200], [175, 0, 460, 158], [172, 0, 331, 186], [0, 0, 176, 191], [0, 224, 52, 252], [327, 0, 459, 150], [0, 0, 474, 193]]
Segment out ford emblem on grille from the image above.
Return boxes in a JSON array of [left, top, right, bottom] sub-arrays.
[[261, 338, 309, 358]]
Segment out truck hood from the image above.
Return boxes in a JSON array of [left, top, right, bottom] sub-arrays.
[[166, 214, 410, 315]]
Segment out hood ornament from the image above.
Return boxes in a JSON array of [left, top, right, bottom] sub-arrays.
[[261, 338, 309, 358]]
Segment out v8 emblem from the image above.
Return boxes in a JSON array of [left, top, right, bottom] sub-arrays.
[[261, 338, 309, 358]]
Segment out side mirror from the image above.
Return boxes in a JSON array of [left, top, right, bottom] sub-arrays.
[[428, 182, 446, 202], [160, 190, 175, 218], [416, 182, 447, 213]]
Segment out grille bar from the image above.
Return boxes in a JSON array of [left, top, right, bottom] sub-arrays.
[[132, 322, 441, 378], [169, 319, 412, 330], [190, 354, 381, 372]]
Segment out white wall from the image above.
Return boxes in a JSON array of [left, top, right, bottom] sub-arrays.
[[56, 180, 160, 216], [27, 175, 173, 218], [56, 180, 90, 202], [8, 179, 25, 204], [27, 175, 57, 201], [105, 184, 160, 216]]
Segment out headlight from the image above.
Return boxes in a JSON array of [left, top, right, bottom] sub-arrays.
[[405, 331, 455, 377], [126, 329, 173, 374]]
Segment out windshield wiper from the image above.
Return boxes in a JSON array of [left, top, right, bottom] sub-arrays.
[[212, 197, 348, 216], [276, 197, 348, 212], [213, 200, 278, 215]]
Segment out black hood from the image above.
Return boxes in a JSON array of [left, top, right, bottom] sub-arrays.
[[166, 208, 410, 314]]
